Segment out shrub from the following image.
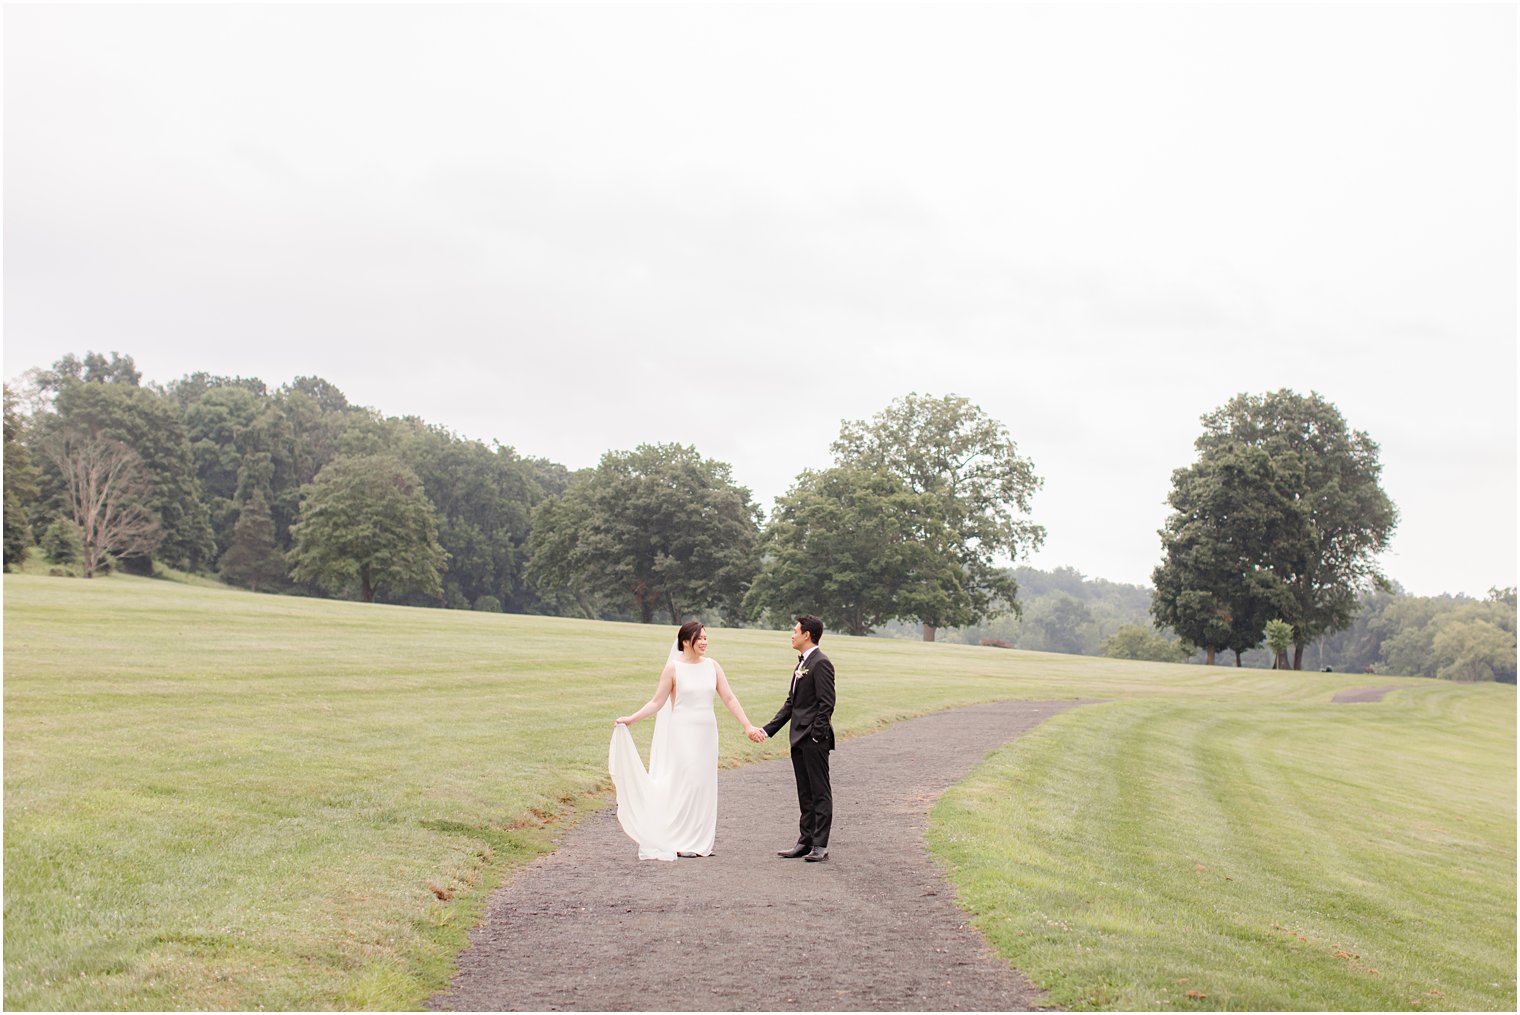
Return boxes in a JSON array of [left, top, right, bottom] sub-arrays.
[[41, 518, 83, 565]]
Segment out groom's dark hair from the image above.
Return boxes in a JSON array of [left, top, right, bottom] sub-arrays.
[[677, 620, 705, 651], [796, 614, 824, 644]]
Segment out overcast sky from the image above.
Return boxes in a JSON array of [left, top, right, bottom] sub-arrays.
[[4, 2, 1515, 598]]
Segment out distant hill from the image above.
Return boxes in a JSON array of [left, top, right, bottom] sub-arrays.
[[874, 565, 1161, 656], [873, 567, 1516, 682]]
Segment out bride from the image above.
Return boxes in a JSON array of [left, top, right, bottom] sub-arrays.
[[609, 621, 765, 860]]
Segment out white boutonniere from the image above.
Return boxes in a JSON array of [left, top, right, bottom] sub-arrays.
[[798, 667, 810, 679]]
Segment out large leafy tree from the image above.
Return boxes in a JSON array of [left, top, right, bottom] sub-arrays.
[[743, 465, 962, 636], [1153, 391, 1396, 668], [1151, 442, 1307, 664], [259, 378, 380, 546], [524, 444, 761, 624], [1197, 390, 1397, 668], [830, 393, 1044, 639], [287, 454, 447, 603]]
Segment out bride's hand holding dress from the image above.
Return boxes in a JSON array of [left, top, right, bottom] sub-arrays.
[[607, 623, 760, 861], [614, 664, 675, 728]]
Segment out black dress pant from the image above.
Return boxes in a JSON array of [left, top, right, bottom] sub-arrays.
[[790, 738, 833, 848]]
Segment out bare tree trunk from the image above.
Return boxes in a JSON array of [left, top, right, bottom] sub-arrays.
[[1293, 643, 1305, 670], [42, 429, 162, 578], [1205, 647, 1216, 665], [922, 623, 936, 642], [1234, 650, 1243, 666]]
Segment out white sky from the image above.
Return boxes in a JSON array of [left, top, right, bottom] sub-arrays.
[[4, 2, 1515, 598]]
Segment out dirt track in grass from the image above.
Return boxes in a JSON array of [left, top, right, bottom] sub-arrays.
[[430, 698, 1099, 1012], [1331, 684, 1408, 704]]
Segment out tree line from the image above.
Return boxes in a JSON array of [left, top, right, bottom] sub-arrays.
[[917, 565, 1515, 682], [3, 354, 1042, 639], [4, 352, 1512, 680]]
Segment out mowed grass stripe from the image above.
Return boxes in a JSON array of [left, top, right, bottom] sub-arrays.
[[3, 572, 1495, 1010], [928, 688, 1515, 1011]]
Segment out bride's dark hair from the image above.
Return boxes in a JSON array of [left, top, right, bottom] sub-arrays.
[[677, 620, 705, 651]]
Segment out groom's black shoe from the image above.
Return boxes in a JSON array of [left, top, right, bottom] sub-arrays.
[[777, 843, 810, 859], [804, 847, 829, 862]]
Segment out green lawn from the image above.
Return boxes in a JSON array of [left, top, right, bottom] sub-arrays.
[[929, 689, 1516, 1010], [3, 573, 1513, 1010]]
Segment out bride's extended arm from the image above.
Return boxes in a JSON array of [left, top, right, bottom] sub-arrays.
[[714, 663, 764, 740], [615, 664, 675, 725]]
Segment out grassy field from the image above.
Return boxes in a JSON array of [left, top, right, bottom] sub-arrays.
[[3, 573, 1513, 1010], [928, 691, 1516, 1010]]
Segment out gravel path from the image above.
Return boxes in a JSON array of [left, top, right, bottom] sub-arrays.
[[1331, 684, 1408, 704], [430, 698, 1096, 1012]]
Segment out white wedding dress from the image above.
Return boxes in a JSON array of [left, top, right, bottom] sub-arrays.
[[608, 657, 719, 861]]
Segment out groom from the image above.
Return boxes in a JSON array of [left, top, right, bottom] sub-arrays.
[[762, 614, 836, 862]]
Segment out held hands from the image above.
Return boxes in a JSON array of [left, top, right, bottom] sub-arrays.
[[745, 725, 768, 743]]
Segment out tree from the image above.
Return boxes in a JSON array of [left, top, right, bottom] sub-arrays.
[[1194, 390, 1397, 668], [1370, 591, 1515, 681], [220, 492, 287, 592], [524, 444, 760, 624], [184, 385, 268, 560], [4, 486, 32, 569], [522, 482, 603, 618], [39, 429, 163, 578], [1429, 618, 1515, 682], [35, 371, 214, 571], [1027, 593, 1095, 654], [166, 371, 268, 411], [743, 465, 962, 636], [1151, 443, 1304, 664], [252, 378, 375, 549], [3, 386, 40, 569], [831, 393, 1044, 639], [385, 419, 553, 613], [1265, 619, 1294, 670], [287, 454, 447, 603], [40, 517, 83, 566], [34, 351, 142, 392], [1101, 624, 1191, 663]]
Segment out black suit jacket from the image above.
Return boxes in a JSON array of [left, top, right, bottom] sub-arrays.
[[763, 649, 836, 751]]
